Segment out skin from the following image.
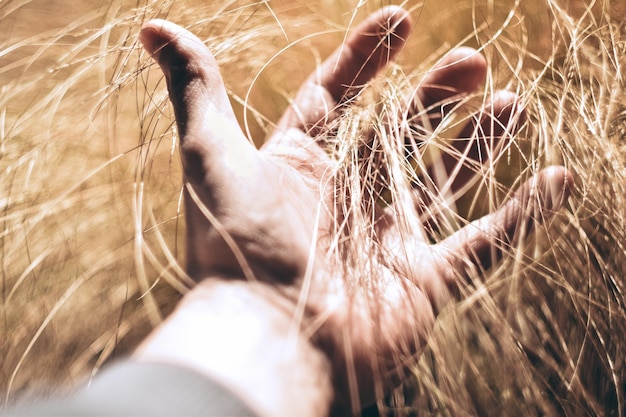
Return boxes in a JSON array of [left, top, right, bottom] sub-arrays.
[[135, 6, 573, 417]]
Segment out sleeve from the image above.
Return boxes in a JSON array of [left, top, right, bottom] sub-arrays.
[[7, 361, 259, 416]]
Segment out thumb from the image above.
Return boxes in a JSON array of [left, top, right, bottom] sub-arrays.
[[140, 19, 257, 186]]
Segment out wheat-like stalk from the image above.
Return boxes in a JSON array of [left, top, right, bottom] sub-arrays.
[[1, 0, 624, 415]]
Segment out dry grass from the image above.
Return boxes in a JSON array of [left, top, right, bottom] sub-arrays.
[[1, 0, 625, 415]]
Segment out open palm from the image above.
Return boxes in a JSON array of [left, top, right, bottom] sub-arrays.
[[140, 7, 571, 414]]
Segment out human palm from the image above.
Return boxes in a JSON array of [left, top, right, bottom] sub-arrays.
[[140, 7, 571, 413]]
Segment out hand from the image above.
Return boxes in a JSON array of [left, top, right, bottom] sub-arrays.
[[137, 7, 572, 417]]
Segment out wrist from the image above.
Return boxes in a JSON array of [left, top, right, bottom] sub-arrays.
[[134, 278, 333, 417]]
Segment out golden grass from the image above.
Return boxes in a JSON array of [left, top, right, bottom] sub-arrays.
[[1, 0, 625, 415]]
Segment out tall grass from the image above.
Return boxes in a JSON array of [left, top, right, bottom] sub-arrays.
[[1, 0, 624, 415]]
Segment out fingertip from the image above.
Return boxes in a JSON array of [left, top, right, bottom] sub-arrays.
[[140, 19, 174, 58], [490, 90, 519, 111], [376, 5, 414, 52], [445, 46, 486, 66], [140, 19, 213, 75], [469, 90, 526, 140], [538, 165, 574, 212], [490, 90, 526, 122], [448, 47, 488, 76], [420, 47, 487, 103], [350, 6, 413, 63]]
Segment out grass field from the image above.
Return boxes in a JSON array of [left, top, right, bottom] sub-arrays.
[[2, 0, 626, 415]]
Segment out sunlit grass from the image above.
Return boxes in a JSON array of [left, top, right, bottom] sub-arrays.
[[1, 0, 624, 415]]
